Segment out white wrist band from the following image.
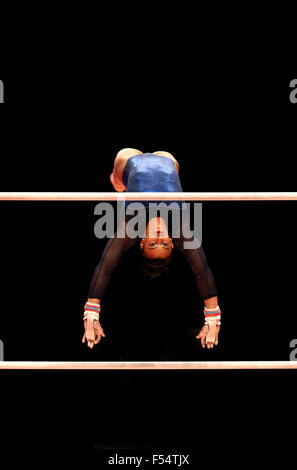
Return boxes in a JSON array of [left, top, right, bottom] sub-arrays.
[[204, 315, 221, 326]]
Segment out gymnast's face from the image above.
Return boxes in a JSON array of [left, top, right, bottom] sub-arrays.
[[140, 217, 174, 259]]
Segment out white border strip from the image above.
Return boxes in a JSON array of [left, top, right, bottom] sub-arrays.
[[0, 361, 297, 370], [1, 192, 297, 201]]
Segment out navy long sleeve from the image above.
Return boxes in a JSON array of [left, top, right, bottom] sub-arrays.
[[88, 228, 137, 299]]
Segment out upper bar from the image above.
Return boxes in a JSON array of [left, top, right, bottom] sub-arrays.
[[0, 361, 297, 370], [1, 192, 297, 201]]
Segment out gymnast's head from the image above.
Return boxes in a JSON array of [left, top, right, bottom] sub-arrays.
[[139, 216, 173, 279]]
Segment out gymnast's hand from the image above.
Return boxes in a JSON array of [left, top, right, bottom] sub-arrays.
[[82, 319, 106, 349], [196, 323, 220, 349]]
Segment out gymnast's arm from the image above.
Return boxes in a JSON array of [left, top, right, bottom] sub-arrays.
[[82, 216, 138, 348], [173, 232, 218, 308], [171, 213, 221, 349], [87, 229, 137, 305]]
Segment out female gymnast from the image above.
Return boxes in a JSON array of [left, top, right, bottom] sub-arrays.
[[82, 149, 222, 351]]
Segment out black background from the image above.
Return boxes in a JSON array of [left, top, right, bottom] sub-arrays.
[[0, 24, 296, 465]]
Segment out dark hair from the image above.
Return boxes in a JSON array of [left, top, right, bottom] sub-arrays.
[[139, 252, 173, 281]]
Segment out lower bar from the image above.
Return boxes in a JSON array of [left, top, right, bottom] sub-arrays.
[[0, 361, 297, 370], [1, 192, 297, 201]]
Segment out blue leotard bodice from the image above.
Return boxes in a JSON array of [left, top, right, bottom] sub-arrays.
[[122, 153, 184, 207], [122, 154, 183, 193]]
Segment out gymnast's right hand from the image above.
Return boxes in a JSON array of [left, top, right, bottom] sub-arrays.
[[82, 301, 106, 349]]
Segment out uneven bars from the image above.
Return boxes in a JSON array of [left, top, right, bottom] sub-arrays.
[[0, 193, 296, 371], [1, 192, 297, 201], [0, 361, 297, 370]]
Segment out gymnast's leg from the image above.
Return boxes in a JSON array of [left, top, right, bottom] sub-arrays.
[[110, 148, 143, 192], [152, 150, 180, 174]]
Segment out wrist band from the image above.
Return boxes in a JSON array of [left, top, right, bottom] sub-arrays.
[[204, 306, 221, 325], [204, 306, 221, 317], [83, 302, 101, 322]]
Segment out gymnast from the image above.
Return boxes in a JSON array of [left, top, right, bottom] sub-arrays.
[[82, 149, 222, 350]]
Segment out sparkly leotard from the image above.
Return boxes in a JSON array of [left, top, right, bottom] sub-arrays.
[[122, 153, 183, 193], [122, 153, 184, 208]]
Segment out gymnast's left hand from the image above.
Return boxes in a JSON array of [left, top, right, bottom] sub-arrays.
[[82, 320, 106, 349], [196, 323, 220, 349]]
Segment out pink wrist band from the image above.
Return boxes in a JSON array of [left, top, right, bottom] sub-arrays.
[[203, 306, 221, 318], [83, 302, 101, 321]]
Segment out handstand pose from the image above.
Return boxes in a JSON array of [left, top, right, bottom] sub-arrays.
[[82, 149, 221, 350]]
